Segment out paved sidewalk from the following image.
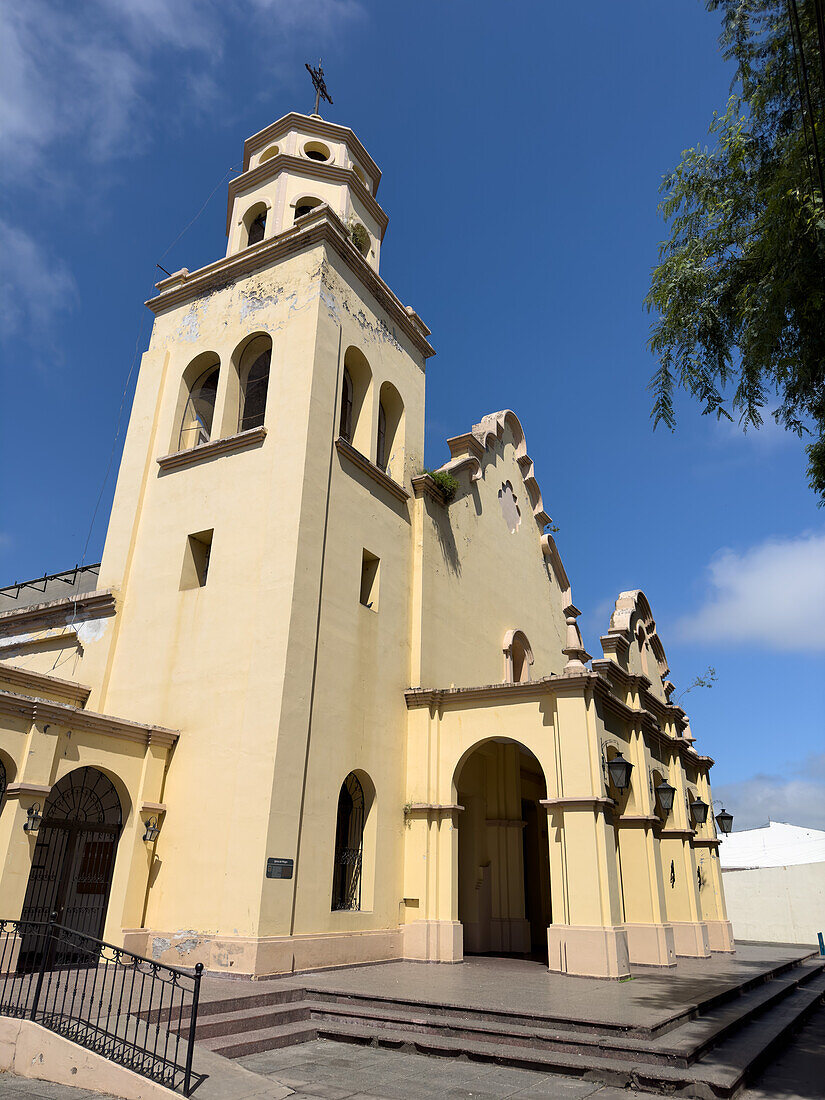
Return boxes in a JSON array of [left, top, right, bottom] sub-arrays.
[[3, 1003, 825, 1099], [236, 1039, 661, 1099]]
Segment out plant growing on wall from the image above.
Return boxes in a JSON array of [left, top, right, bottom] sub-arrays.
[[348, 219, 370, 257], [422, 469, 459, 501]]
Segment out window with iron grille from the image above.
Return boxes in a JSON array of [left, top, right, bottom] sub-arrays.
[[331, 773, 365, 911]]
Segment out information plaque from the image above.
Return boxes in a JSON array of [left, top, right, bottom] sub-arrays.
[[266, 857, 294, 880]]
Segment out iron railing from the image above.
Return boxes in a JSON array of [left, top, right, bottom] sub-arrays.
[[0, 919, 203, 1096]]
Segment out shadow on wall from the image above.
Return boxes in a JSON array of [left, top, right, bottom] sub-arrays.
[[430, 498, 461, 576]]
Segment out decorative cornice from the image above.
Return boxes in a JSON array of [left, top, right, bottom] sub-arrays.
[[541, 797, 615, 813], [5, 782, 52, 798], [0, 590, 117, 639], [242, 113, 382, 189], [404, 803, 464, 815], [405, 673, 581, 709], [658, 828, 696, 840], [140, 801, 167, 815], [616, 814, 661, 829], [692, 837, 721, 849], [157, 426, 267, 472], [226, 153, 388, 237], [446, 433, 485, 461], [0, 689, 179, 749], [147, 207, 435, 360], [335, 437, 410, 503], [405, 672, 711, 773], [411, 473, 449, 505], [0, 662, 91, 708]]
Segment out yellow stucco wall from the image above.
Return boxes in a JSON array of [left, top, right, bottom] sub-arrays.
[[0, 112, 733, 980]]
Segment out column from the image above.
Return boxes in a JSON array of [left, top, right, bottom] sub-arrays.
[[401, 707, 462, 961], [615, 727, 675, 966], [694, 770, 734, 952], [658, 754, 710, 957], [543, 685, 630, 978]]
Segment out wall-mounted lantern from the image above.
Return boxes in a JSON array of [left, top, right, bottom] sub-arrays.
[[715, 807, 734, 835], [607, 751, 633, 793], [23, 803, 42, 833], [655, 781, 676, 814], [690, 798, 709, 825], [142, 816, 161, 844]]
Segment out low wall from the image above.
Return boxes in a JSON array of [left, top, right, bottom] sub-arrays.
[[722, 860, 825, 945]]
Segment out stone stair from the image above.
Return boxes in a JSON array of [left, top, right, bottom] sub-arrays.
[[188, 953, 825, 1098]]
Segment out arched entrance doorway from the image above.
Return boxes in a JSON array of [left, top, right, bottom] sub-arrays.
[[455, 740, 551, 960], [18, 767, 122, 971]]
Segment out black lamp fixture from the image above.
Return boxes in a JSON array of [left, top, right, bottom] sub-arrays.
[[607, 751, 634, 793], [715, 807, 734, 835], [655, 781, 676, 815], [142, 816, 161, 844], [23, 803, 42, 833], [690, 797, 709, 825]]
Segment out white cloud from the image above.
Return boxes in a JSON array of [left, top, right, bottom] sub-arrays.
[[0, 0, 364, 177], [0, 219, 77, 340], [714, 755, 825, 832], [676, 531, 825, 652]]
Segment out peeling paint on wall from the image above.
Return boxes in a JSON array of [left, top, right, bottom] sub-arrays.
[[151, 937, 171, 960], [76, 618, 108, 645]]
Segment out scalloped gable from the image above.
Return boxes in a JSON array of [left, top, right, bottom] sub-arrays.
[[602, 589, 672, 699], [434, 408, 574, 607]]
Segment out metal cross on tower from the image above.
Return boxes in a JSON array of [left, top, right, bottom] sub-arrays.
[[305, 60, 333, 117]]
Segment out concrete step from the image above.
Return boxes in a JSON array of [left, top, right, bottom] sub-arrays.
[[649, 959, 825, 1067], [183, 985, 306, 1021], [199, 1018, 318, 1059], [305, 964, 820, 1069], [302, 952, 822, 1042], [635, 975, 825, 1098], [312, 981, 822, 1100], [193, 1000, 313, 1040]]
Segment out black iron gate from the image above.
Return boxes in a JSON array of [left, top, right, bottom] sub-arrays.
[[18, 767, 122, 972]]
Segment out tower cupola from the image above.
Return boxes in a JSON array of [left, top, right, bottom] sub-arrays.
[[225, 113, 388, 271]]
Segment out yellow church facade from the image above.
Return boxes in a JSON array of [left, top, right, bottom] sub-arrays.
[[0, 111, 733, 982]]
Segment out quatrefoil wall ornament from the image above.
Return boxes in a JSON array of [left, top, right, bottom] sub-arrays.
[[497, 481, 521, 534]]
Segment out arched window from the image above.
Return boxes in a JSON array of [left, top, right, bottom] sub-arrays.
[[376, 381, 404, 478], [237, 334, 271, 432], [376, 402, 387, 470], [340, 347, 372, 453], [0, 759, 7, 815], [331, 773, 365, 911], [179, 360, 220, 450], [241, 202, 268, 250], [247, 211, 266, 246], [340, 367, 354, 443], [294, 197, 322, 221], [503, 629, 534, 684]]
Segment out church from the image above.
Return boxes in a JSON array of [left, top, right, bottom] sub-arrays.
[[0, 106, 733, 983]]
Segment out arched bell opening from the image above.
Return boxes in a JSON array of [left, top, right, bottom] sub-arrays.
[[18, 767, 123, 972], [454, 739, 551, 962]]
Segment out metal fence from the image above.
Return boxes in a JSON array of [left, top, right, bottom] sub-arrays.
[[0, 919, 203, 1096]]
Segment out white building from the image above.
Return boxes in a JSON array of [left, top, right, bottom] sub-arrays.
[[720, 822, 825, 945]]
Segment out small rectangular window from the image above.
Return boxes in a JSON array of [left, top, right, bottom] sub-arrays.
[[181, 529, 213, 590], [359, 549, 380, 610]]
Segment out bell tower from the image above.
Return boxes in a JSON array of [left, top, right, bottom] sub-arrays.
[[225, 113, 388, 270], [80, 102, 434, 974]]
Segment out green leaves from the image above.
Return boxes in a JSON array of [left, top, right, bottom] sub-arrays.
[[647, 0, 825, 500]]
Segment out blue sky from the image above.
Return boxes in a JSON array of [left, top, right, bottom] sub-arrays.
[[1, 0, 823, 829]]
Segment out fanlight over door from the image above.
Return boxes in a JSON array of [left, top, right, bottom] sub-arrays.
[[18, 767, 122, 971]]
